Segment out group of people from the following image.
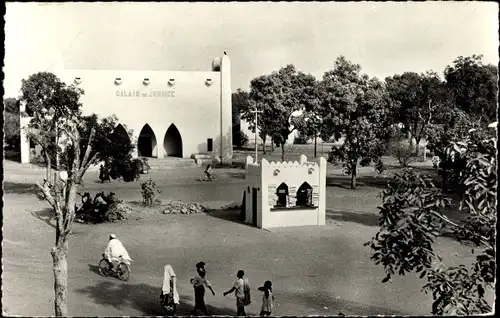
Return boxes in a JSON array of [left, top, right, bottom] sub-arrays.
[[103, 235, 274, 316]]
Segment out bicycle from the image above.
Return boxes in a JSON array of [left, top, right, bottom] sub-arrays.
[[98, 254, 131, 281], [197, 174, 217, 182]]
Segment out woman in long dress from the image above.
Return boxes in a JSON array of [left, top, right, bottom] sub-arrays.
[[161, 264, 180, 316]]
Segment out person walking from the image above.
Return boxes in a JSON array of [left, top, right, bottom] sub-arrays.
[[223, 270, 250, 316], [258, 281, 274, 316], [190, 263, 215, 315], [160, 264, 180, 316]]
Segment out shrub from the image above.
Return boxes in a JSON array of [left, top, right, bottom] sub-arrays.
[[388, 139, 417, 166], [293, 132, 309, 145], [233, 130, 249, 149], [141, 178, 162, 206]]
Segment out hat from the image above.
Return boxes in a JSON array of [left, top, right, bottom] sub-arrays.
[[109, 234, 117, 239]]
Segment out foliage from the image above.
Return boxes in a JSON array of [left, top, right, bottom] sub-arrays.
[[232, 89, 251, 145], [388, 139, 417, 167], [233, 130, 249, 149], [4, 109, 21, 151], [385, 71, 449, 156], [365, 124, 496, 315], [141, 178, 162, 206], [75, 192, 127, 223], [294, 132, 309, 145], [444, 55, 498, 123], [319, 56, 394, 189], [245, 64, 318, 160]]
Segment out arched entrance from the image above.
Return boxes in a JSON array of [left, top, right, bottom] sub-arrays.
[[112, 124, 130, 143], [137, 124, 157, 158], [163, 124, 183, 158]]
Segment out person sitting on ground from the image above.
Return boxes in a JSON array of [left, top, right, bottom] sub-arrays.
[[103, 234, 132, 270], [204, 164, 214, 180]]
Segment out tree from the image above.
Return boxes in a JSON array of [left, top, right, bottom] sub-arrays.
[[444, 55, 498, 123], [232, 89, 251, 147], [385, 71, 449, 157], [4, 98, 21, 151], [19, 72, 130, 316], [246, 65, 317, 160], [364, 125, 496, 315], [319, 56, 393, 189]]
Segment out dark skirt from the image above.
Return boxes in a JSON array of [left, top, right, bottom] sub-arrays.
[[193, 285, 207, 313]]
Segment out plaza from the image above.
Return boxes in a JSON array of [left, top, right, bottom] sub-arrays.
[[2, 155, 488, 316]]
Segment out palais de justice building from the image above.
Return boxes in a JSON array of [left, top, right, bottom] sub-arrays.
[[20, 54, 233, 165]]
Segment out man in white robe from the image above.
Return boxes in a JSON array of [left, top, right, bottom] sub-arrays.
[[103, 234, 132, 268]]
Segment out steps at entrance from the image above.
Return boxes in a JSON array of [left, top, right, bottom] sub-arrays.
[[146, 157, 198, 170]]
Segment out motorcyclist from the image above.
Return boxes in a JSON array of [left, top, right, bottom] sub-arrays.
[[103, 234, 132, 270]]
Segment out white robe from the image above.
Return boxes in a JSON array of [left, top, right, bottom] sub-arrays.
[[104, 239, 132, 265], [162, 264, 180, 304]]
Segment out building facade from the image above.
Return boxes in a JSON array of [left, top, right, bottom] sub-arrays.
[[20, 54, 233, 164]]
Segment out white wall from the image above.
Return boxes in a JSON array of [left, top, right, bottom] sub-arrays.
[[244, 155, 327, 229], [20, 56, 234, 163]]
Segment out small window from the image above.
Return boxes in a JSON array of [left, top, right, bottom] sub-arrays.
[[275, 182, 289, 207], [296, 182, 313, 207], [207, 138, 213, 152]]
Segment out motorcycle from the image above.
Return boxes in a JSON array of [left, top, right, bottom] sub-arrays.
[[98, 254, 131, 281]]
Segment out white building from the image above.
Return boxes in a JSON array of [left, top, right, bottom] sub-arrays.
[[20, 54, 233, 164]]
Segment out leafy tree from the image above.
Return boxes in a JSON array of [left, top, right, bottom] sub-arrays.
[[232, 89, 251, 147], [319, 56, 394, 189], [365, 125, 496, 315], [19, 72, 130, 316], [241, 75, 276, 154], [246, 65, 317, 160], [444, 55, 498, 123], [385, 71, 449, 157], [4, 98, 21, 151]]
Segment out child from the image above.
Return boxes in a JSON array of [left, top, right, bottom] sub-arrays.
[[204, 164, 214, 180], [258, 280, 274, 316]]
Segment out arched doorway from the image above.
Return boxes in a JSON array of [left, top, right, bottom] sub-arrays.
[[163, 124, 183, 158], [112, 124, 130, 144], [137, 124, 157, 158]]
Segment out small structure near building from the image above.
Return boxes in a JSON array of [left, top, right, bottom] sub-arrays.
[[243, 154, 326, 229]]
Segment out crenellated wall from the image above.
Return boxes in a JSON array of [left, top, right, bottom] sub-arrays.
[[244, 154, 326, 229]]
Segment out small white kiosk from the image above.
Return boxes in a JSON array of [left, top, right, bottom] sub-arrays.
[[243, 154, 327, 229]]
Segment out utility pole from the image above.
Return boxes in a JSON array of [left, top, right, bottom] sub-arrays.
[[250, 107, 263, 162]]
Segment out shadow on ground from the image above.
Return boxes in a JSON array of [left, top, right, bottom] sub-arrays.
[[30, 208, 57, 229], [283, 290, 410, 316], [326, 209, 381, 227], [205, 209, 257, 229], [3, 182, 40, 195], [226, 171, 246, 180], [326, 176, 391, 190], [75, 280, 238, 316]]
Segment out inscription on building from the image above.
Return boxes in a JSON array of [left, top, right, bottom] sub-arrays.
[[116, 90, 175, 98]]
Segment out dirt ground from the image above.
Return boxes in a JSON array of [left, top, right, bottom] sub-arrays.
[[1, 160, 492, 316]]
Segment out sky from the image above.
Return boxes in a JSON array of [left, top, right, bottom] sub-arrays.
[[3, 2, 499, 98]]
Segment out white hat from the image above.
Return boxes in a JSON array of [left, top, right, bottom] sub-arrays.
[[109, 234, 117, 239]]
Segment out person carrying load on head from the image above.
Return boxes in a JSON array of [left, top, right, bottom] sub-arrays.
[[160, 264, 180, 315]]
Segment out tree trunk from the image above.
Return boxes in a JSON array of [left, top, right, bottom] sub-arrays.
[[271, 137, 275, 152], [262, 135, 267, 155], [281, 143, 285, 161], [350, 163, 357, 189], [314, 135, 317, 158], [51, 239, 69, 316]]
